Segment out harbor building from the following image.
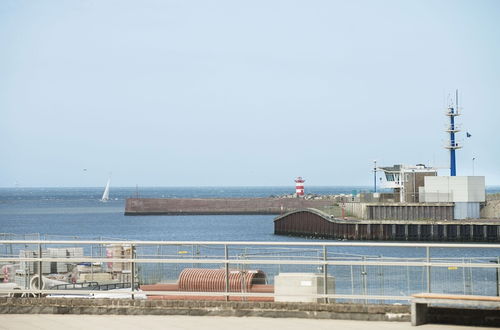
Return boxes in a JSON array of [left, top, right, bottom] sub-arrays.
[[378, 164, 437, 203], [274, 92, 500, 241], [420, 176, 485, 219], [375, 164, 486, 220]]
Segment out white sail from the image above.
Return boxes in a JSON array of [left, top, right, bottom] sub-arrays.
[[101, 178, 111, 202]]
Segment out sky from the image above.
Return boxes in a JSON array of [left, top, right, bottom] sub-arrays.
[[1, 0, 499, 187]]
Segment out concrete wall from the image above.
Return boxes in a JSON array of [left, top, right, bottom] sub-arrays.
[[125, 198, 334, 215], [343, 202, 368, 219], [367, 204, 454, 221], [422, 176, 486, 203], [402, 172, 436, 203], [0, 298, 410, 322], [343, 203, 456, 221], [467, 177, 486, 201], [454, 202, 480, 220]]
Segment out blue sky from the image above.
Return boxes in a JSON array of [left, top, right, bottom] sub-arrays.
[[1, 0, 499, 187]]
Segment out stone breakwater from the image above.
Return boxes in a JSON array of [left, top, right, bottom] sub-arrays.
[[124, 198, 335, 215]]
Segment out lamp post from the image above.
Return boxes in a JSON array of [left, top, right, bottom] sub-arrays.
[[373, 160, 377, 193], [472, 157, 476, 176]]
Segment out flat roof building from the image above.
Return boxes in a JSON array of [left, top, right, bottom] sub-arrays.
[[378, 164, 437, 203]]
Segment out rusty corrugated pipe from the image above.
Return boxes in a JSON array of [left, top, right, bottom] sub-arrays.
[[178, 268, 266, 292]]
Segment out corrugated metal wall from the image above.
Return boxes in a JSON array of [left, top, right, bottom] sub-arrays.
[[274, 210, 500, 242], [454, 202, 480, 219], [367, 205, 454, 220]]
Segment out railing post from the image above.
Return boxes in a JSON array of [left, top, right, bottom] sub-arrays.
[[426, 246, 431, 293], [241, 270, 247, 302], [496, 257, 500, 297], [224, 244, 229, 301], [362, 255, 368, 304], [323, 245, 328, 303], [350, 265, 355, 303], [469, 257, 474, 294], [38, 242, 42, 297], [90, 245, 94, 282], [131, 244, 136, 299], [462, 257, 467, 294]]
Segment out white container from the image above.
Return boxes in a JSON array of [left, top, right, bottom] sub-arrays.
[[274, 272, 335, 303]]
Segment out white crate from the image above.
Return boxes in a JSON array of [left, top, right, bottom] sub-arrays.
[[274, 273, 335, 303]]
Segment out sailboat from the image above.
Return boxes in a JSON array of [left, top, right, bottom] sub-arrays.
[[101, 177, 111, 202]]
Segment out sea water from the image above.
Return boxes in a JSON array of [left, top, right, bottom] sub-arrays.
[[2, 186, 500, 295], [0, 186, 369, 241], [1, 185, 500, 255]]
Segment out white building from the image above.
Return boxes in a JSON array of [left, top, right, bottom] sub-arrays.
[[379, 164, 438, 203], [420, 176, 486, 219]]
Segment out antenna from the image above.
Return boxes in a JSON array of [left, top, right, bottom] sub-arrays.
[[445, 89, 462, 176]]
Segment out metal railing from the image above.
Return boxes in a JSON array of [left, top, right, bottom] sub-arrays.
[[1, 240, 500, 303]]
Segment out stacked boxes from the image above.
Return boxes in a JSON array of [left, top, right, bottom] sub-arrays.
[[47, 248, 84, 273], [75, 263, 113, 282], [18, 248, 84, 275], [105, 244, 132, 273]]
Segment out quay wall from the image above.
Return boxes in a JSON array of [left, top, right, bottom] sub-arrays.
[[125, 198, 334, 215], [343, 202, 368, 219], [0, 298, 409, 321], [343, 203, 454, 220], [274, 209, 500, 242]]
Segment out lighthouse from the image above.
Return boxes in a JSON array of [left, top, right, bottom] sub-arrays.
[[295, 177, 305, 197]]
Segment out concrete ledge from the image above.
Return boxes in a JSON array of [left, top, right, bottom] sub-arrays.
[[411, 294, 500, 326], [0, 298, 410, 321]]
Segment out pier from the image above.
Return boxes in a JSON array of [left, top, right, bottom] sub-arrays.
[[124, 197, 334, 215], [274, 209, 500, 242]]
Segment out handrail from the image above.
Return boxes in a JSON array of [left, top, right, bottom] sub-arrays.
[[0, 257, 499, 268], [2, 240, 500, 248]]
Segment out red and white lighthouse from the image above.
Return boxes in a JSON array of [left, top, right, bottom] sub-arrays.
[[295, 177, 305, 197]]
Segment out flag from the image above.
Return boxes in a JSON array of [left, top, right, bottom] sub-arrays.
[[466, 132, 472, 138]]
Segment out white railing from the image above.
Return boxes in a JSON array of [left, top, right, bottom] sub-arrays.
[[1, 240, 500, 303]]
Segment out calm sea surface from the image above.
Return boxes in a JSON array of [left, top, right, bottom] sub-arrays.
[[1, 186, 499, 258], [0, 186, 369, 241]]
